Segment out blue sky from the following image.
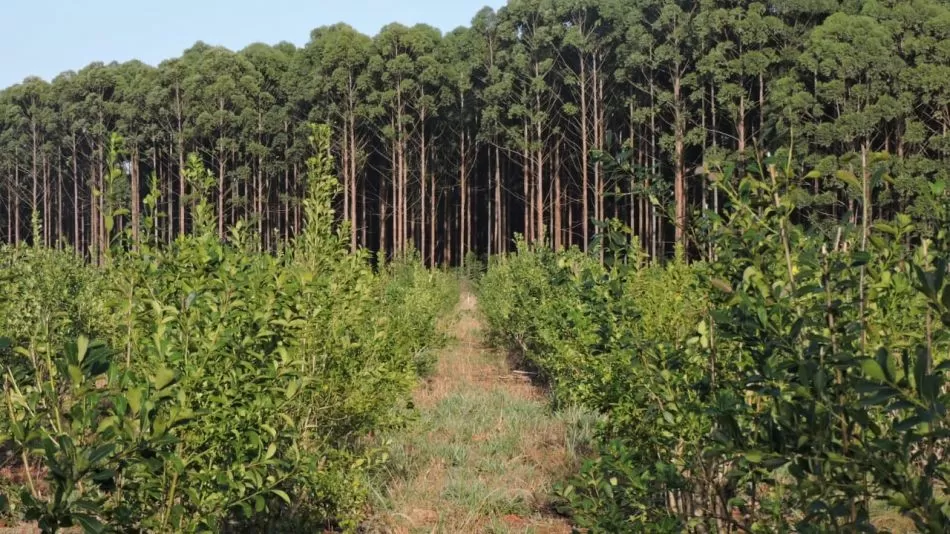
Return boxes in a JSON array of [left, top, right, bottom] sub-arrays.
[[1, 0, 505, 87]]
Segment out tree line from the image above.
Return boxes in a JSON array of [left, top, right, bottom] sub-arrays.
[[2, 0, 950, 265]]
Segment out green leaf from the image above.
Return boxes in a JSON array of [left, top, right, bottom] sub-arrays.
[[77, 336, 89, 361], [744, 451, 764, 463], [835, 170, 861, 190], [851, 251, 871, 267], [271, 489, 291, 504], [914, 346, 929, 391], [285, 380, 300, 400], [889, 492, 911, 510], [68, 364, 84, 386], [127, 388, 143, 416], [826, 452, 847, 463], [150, 368, 177, 391], [861, 359, 887, 382], [894, 415, 925, 432], [875, 223, 898, 237], [931, 180, 946, 197], [73, 514, 105, 534], [710, 278, 733, 294], [265, 443, 277, 460], [87, 444, 116, 465]]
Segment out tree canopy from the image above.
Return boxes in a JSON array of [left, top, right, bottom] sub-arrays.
[[3, 0, 950, 264]]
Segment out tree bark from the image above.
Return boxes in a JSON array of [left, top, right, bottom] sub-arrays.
[[674, 70, 686, 247], [176, 84, 186, 237], [349, 110, 358, 252], [131, 148, 141, 248], [554, 138, 562, 250], [460, 130, 467, 265], [580, 58, 589, 251], [535, 71, 544, 244], [73, 137, 80, 252], [495, 146, 502, 254]]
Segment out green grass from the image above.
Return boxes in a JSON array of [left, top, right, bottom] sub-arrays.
[[364, 293, 600, 533]]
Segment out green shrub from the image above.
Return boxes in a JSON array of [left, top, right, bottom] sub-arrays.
[[480, 161, 950, 532], [0, 126, 456, 532], [0, 246, 112, 372]]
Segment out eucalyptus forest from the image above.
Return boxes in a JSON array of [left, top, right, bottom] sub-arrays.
[[2, 0, 950, 532], [3, 0, 948, 262]]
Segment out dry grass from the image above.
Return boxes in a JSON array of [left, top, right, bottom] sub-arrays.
[[870, 501, 920, 534], [365, 291, 593, 534]]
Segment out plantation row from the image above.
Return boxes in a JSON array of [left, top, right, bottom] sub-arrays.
[[0, 126, 457, 532], [479, 158, 950, 532]]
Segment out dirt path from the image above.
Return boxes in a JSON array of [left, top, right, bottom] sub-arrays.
[[366, 290, 588, 533]]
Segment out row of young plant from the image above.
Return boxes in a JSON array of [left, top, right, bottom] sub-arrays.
[[0, 125, 457, 532], [479, 154, 950, 532]]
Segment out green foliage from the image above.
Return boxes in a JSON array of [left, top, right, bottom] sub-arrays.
[[460, 251, 486, 284], [480, 157, 950, 532], [3, 337, 184, 532], [0, 125, 456, 532], [377, 255, 459, 376], [0, 246, 113, 373]]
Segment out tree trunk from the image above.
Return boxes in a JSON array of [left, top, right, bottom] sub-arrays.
[[98, 143, 106, 263], [14, 151, 21, 245], [73, 137, 80, 252], [523, 121, 531, 243], [420, 115, 428, 264], [57, 154, 63, 247], [430, 173, 436, 267], [535, 77, 544, 244], [634, 129, 640, 244], [176, 84, 186, 237], [349, 112, 358, 252], [443, 187, 451, 265], [738, 93, 746, 155], [31, 118, 38, 242], [43, 154, 50, 246], [131, 148, 141, 248], [343, 120, 350, 233], [217, 98, 227, 240], [391, 132, 398, 256], [380, 179, 388, 259], [595, 59, 605, 263], [580, 58, 590, 251], [152, 144, 160, 244], [166, 143, 174, 244], [257, 154, 264, 247], [90, 153, 98, 262], [361, 170, 367, 247], [460, 130, 467, 265], [554, 138, 562, 250], [674, 71, 686, 247], [494, 146, 502, 254], [649, 73, 658, 257]]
